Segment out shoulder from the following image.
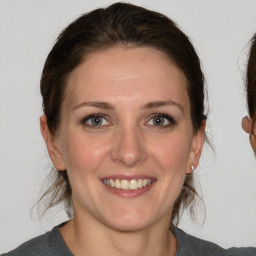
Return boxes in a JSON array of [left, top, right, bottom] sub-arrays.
[[1, 225, 72, 256], [174, 227, 256, 256], [1, 231, 51, 256]]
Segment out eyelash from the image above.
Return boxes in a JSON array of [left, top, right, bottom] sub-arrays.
[[146, 113, 176, 128], [80, 113, 110, 128], [80, 113, 176, 128]]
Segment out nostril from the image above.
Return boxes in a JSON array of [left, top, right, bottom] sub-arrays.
[[110, 134, 147, 167]]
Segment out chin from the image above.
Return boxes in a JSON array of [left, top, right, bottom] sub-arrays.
[[107, 219, 152, 232], [102, 210, 157, 232]]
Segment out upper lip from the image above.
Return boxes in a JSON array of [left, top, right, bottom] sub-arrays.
[[101, 175, 156, 181]]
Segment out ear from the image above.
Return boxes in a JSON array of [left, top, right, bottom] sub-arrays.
[[187, 121, 206, 174], [242, 116, 252, 134], [242, 116, 256, 155], [40, 115, 66, 171]]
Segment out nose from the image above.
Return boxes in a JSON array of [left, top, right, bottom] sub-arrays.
[[110, 126, 147, 167]]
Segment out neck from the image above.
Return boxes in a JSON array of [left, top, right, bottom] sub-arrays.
[[60, 215, 177, 256]]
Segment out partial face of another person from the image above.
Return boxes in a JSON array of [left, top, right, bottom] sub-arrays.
[[42, 47, 204, 231], [242, 35, 256, 156]]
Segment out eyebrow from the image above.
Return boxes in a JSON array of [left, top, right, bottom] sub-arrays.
[[143, 100, 184, 114], [72, 100, 184, 113], [72, 102, 114, 111]]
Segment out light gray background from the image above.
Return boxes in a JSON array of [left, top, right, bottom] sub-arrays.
[[1, 0, 256, 253]]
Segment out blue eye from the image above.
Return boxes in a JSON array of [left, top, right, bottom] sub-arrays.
[[81, 114, 110, 127], [147, 114, 176, 127]]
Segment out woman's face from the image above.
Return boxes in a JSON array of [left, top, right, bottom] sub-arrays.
[[43, 47, 204, 231]]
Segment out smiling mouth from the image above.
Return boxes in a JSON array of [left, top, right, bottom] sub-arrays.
[[103, 178, 154, 190]]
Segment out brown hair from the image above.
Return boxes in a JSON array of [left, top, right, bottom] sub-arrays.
[[40, 2, 207, 223], [246, 33, 256, 118]]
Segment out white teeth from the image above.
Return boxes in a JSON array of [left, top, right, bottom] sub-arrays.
[[129, 179, 137, 190], [110, 179, 115, 187], [115, 179, 121, 189], [142, 179, 147, 187], [121, 179, 129, 190], [138, 179, 143, 188], [103, 178, 153, 190]]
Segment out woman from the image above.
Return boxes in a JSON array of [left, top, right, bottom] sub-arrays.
[[3, 3, 256, 255], [242, 33, 256, 156]]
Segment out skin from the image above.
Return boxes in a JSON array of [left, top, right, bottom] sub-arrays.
[[242, 116, 256, 156], [40, 47, 205, 256]]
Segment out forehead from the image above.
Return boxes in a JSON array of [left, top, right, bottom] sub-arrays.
[[64, 47, 189, 111]]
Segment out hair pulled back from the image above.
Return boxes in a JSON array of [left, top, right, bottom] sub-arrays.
[[40, 2, 207, 223], [246, 34, 256, 118]]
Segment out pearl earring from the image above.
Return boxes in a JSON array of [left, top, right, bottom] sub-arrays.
[[190, 165, 195, 171]]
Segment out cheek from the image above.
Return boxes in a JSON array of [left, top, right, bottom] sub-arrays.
[[60, 129, 110, 174], [250, 134, 256, 156], [149, 133, 192, 171], [146, 134, 192, 213]]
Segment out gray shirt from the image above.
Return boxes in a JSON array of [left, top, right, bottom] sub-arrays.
[[2, 225, 256, 256]]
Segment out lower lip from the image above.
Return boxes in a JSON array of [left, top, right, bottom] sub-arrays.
[[102, 182, 155, 198]]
